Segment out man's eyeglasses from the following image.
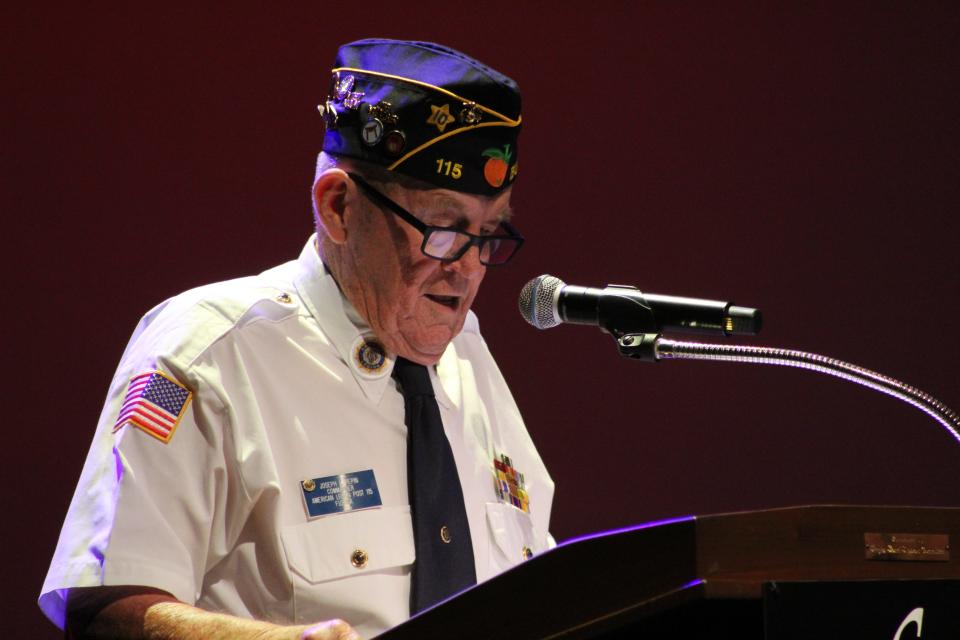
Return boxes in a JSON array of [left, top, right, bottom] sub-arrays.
[[348, 172, 524, 266]]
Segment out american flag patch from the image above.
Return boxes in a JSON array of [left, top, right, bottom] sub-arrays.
[[112, 371, 192, 443]]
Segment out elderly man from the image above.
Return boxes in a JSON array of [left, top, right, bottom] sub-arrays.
[[40, 39, 554, 639]]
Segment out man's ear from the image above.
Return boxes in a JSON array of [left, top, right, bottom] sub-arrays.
[[313, 169, 352, 245]]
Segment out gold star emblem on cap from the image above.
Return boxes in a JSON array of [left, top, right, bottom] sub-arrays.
[[426, 103, 456, 133]]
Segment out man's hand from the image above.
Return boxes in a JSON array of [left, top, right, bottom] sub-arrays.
[[299, 619, 362, 640], [66, 586, 363, 640]]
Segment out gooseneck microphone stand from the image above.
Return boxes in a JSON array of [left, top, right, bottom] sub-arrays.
[[617, 333, 960, 445], [519, 274, 960, 446]]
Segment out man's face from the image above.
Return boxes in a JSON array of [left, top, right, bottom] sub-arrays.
[[334, 178, 513, 365]]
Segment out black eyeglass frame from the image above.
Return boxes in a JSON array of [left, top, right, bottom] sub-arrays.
[[347, 172, 524, 266]]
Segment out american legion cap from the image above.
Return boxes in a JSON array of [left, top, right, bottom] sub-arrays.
[[319, 39, 521, 196]]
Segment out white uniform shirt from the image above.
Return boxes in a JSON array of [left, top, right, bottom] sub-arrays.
[[40, 237, 554, 638]]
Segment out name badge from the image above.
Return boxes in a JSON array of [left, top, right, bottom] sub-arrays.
[[301, 469, 382, 518]]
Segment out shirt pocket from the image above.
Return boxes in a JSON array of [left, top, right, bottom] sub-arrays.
[[485, 502, 545, 576], [281, 506, 415, 584]]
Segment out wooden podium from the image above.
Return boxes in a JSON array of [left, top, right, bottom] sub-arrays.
[[378, 505, 960, 639]]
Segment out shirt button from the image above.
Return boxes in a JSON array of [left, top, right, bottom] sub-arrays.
[[440, 525, 452, 544], [351, 548, 369, 569], [522, 546, 533, 560]]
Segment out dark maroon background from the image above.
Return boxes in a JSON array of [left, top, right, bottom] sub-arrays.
[[6, 3, 959, 637]]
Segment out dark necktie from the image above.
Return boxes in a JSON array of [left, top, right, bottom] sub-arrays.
[[392, 356, 477, 614]]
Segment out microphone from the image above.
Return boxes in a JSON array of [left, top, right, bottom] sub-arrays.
[[519, 274, 762, 337]]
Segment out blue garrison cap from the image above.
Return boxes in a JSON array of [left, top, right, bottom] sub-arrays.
[[320, 39, 521, 195]]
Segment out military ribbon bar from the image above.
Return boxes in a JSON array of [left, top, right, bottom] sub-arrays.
[[493, 453, 530, 513]]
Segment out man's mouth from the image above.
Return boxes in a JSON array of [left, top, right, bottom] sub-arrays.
[[425, 293, 460, 309]]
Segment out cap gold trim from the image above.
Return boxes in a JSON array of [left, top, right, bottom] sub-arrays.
[[331, 66, 521, 125], [386, 119, 520, 172]]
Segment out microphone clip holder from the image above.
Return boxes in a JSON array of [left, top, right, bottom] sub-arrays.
[[616, 333, 662, 362]]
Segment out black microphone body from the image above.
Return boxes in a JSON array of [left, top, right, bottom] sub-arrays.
[[520, 275, 761, 337]]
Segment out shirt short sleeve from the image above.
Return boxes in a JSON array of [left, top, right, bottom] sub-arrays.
[[39, 305, 237, 628]]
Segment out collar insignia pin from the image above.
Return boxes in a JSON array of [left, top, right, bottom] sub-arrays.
[[351, 336, 391, 379]]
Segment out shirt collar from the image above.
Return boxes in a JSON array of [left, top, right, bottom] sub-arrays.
[[292, 235, 396, 404], [434, 348, 460, 410], [291, 235, 457, 409]]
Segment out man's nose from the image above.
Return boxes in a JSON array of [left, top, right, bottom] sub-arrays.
[[446, 243, 485, 278]]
